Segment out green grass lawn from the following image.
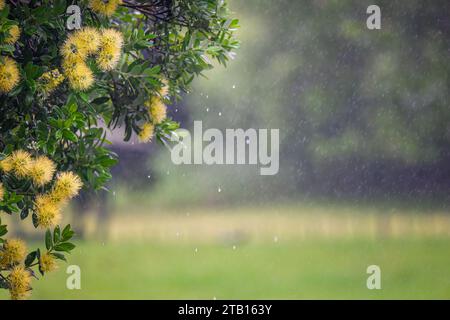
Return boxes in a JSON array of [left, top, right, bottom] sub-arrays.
[[2, 238, 450, 299]]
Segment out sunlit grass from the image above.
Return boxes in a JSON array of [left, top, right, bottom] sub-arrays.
[[2, 204, 450, 300], [1, 238, 449, 299]]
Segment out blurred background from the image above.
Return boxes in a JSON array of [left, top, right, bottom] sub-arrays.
[[3, 0, 450, 299]]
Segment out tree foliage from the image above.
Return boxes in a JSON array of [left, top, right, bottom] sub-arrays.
[[0, 0, 238, 299]]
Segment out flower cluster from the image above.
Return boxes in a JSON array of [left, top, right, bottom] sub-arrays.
[[0, 13, 21, 94], [0, 150, 81, 299], [5, 24, 20, 45], [138, 83, 170, 143], [0, 240, 31, 299], [0, 56, 20, 94], [0, 150, 82, 228], [34, 172, 82, 228], [0, 239, 26, 268], [39, 252, 58, 273], [38, 69, 65, 94], [89, 0, 123, 17], [8, 266, 32, 300], [61, 27, 123, 91]]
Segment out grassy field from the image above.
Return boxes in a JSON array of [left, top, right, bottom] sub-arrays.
[[1, 238, 450, 299], [2, 204, 450, 300]]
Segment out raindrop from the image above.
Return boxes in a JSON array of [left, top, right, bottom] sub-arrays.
[[274, 236, 279, 243], [218, 187, 222, 193]]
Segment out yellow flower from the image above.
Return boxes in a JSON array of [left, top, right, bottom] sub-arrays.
[[52, 171, 83, 202], [89, 0, 122, 17], [61, 32, 89, 61], [145, 96, 167, 124], [75, 27, 101, 55], [40, 252, 58, 273], [5, 25, 20, 45], [64, 60, 95, 91], [8, 265, 32, 300], [0, 182, 4, 201], [96, 28, 123, 71], [138, 122, 155, 143], [35, 194, 61, 228], [38, 69, 65, 94], [0, 0, 5, 10], [0, 239, 27, 267], [0, 182, 5, 201], [0, 157, 12, 173], [1, 150, 32, 178], [29, 156, 56, 187], [0, 56, 20, 94]]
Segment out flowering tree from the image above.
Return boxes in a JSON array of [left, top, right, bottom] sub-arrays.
[[0, 0, 238, 299]]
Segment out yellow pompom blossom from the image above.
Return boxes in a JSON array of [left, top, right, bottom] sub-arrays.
[[0, 150, 32, 178], [61, 32, 89, 62], [145, 96, 167, 124], [35, 194, 61, 228], [0, 182, 4, 201], [0, 0, 5, 11], [75, 27, 101, 55], [0, 56, 20, 94], [51, 171, 83, 202], [5, 25, 21, 45], [64, 60, 95, 91], [38, 69, 65, 94], [0, 239, 27, 267], [89, 0, 122, 17], [8, 265, 32, 300], [138, 122, 155, 143], [0, 158, 11, 173], [29, 156, 56, 187], [96, 28, 123, 71], [39, 252, 58, 273]]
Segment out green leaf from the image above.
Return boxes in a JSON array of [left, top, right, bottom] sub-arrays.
[[61, 224, 74, 241], [0, 225, 7, 237], [51, 252, 67, 262], [32, 213, 39, 228], [91, 97, 110, 105], [54, 242, 76, 252], [63, 130, 78, 142], [25, 251, 37, 267], [54, 225, 61, 243], [20, 208, 29, 220], [45, 229, 53, 250]]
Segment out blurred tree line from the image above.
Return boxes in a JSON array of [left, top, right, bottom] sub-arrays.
[[121, 0, 450, 207]]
